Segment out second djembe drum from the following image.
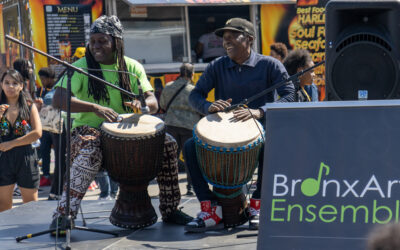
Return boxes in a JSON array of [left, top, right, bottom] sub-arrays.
[[194, 111, 264, 227]]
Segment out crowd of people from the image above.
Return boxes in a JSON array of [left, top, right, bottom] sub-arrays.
[[4, 14, 374, 241]]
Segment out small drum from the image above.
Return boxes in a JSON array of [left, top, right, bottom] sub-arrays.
[[101, 113, 165, 229], [194, 111, 264, 227]]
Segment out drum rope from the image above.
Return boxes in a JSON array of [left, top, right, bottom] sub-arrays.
[[244, 107, 265, 142], [241, 107, 266, 220], [193, 110, 265, 200], [194, 135, 263, 190]]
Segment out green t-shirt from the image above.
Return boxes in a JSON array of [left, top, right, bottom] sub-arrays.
[[55, 56, 153, 129]]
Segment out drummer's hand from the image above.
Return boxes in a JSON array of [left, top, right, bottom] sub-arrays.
[[233, 107, 262, 121], [93, 104, 119, 122], [208, 99, 232, 113], [124, 100, 141, 113]]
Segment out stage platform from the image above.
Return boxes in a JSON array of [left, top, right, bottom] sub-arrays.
[[0, 198, 258, 249]]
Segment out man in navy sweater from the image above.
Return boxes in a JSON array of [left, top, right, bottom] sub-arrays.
[[184, 18, 295, 233]]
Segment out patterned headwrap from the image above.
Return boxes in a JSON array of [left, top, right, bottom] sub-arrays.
[[90, 15, 124, 39]]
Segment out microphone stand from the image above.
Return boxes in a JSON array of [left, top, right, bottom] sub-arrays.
[[6, 36, 124, 248], [223, 60, 325, 113], [232, 60, 325, 239]]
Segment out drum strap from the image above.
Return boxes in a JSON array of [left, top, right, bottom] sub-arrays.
[[163, 82, 187, 113]]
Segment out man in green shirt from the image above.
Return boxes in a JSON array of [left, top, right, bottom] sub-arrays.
[[50, 15, 192, 232]]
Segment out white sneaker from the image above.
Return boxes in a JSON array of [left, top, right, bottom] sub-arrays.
[[98, 196, 112, 201]]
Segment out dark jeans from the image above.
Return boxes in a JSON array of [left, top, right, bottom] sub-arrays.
[[39, 130, 53, 176], [166, 125, 193, 186], [95, 171, 119, 198], [183, 137, 264, 202], [50, 128, 66, 196]]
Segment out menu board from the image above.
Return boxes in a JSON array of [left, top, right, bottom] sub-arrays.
[[44, 4, 91, 64]]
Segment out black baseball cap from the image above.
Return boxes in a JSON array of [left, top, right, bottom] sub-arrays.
[[215, 18, 255, 37]]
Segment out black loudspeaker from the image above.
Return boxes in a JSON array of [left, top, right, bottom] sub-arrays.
[[325, 0, 400, 100]]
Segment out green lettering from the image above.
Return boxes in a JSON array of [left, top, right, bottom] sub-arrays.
[[271, 199, 286, 222], [373, 200, 392, 224], [341, 205, 369, 223], [288, 204, 303, 222], [319, 205, 337, 223], [305, 204, 317, 222]]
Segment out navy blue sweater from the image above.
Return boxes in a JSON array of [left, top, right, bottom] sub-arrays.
[[190, 51, 295, 115]]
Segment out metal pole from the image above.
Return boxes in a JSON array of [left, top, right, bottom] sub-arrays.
[[250, 5, 260, 53], [184, 6, 192, 63]]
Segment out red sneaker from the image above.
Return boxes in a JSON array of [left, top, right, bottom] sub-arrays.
[[185, 200, 223, 233], [88, 181, 98, 191], [39, 176, 51, 187], [249, 198, 260, 230]]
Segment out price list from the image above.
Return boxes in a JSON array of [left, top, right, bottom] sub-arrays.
[[44, 4, 91, 59]]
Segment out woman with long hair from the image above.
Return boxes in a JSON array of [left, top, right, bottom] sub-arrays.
[[0, 69, 42, 212]]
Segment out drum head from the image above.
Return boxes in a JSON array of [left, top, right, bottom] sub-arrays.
[[101, 114, 164, 138], [195, 112, 263, 148]]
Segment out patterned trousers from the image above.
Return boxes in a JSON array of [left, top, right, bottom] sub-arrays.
[[53, 126, 181, 219]]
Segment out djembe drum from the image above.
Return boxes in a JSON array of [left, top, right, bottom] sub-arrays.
[[193, 111, 264, 227], [101, 113, 165, 229]]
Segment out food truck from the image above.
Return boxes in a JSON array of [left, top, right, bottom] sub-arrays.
[[0, 0, 327, 99]]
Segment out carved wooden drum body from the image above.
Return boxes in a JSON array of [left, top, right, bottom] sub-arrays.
[[194, 112, 264, 227], [101, 114, 165, 229]]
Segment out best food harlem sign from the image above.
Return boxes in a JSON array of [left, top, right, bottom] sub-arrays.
[[257, 101, 400, 250]]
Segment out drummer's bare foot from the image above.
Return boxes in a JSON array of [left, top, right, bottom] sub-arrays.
[[163, 207, 193, 225], [249, 198, 260, 230], [185, 200, 223, 233]]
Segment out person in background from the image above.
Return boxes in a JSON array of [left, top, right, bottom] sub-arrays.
[[283, 49, 318, 102], [95, 169, 118, 200], [195, 17, 226, 63], [72, 47, 86, 62], [269, 42, 288, 63], [0, 69, 42, 212], [367, 223, 400, 250], [160, 63, 202, 196], [13, 59, 36, 100], [37, 67, 67, 200], [12, 59, 38, 197], [184, 18, 295, 233], [36, 68, 57, 187]]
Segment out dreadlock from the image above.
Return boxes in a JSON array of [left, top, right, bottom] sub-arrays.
[[86, 37, 132, 111], [115, 38, 132, 107]]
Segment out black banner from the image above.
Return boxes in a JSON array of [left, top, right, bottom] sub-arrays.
[[258, 102, 400, 250]]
